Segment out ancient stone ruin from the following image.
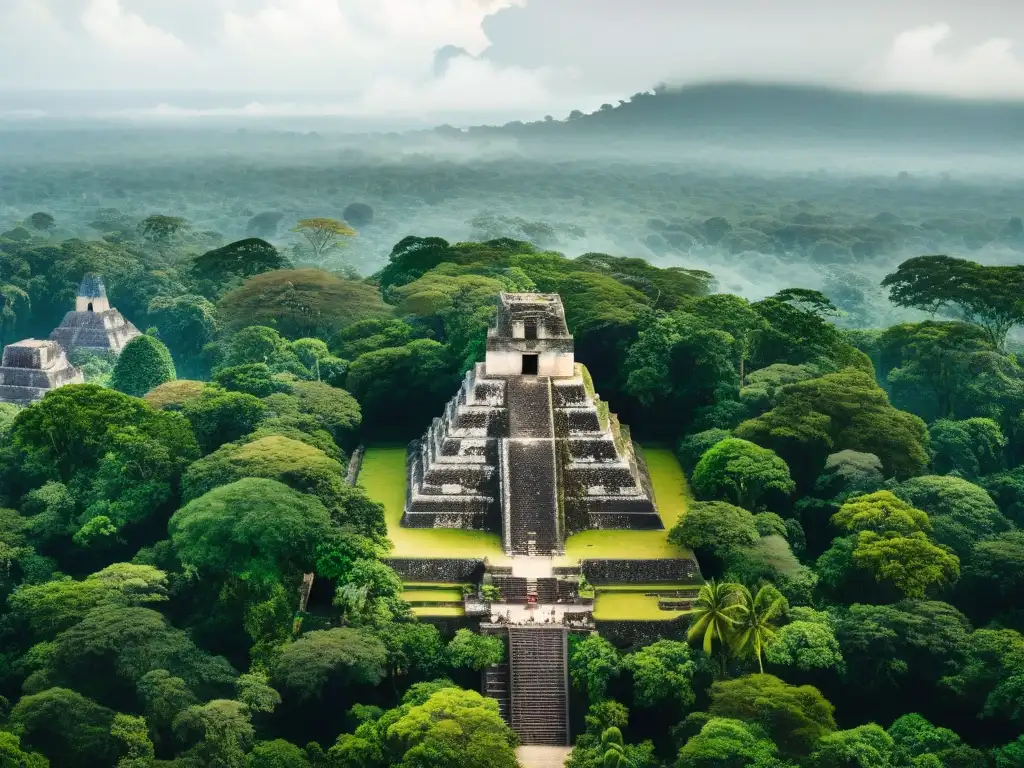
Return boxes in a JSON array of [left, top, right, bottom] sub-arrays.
[[406, 292, 660, 556], [0, 339, 84, 404], [50, 274, 140, 354]]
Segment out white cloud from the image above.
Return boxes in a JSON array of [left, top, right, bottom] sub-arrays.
[[865, 23, 1024, 98], [80, 0, 188, 56]]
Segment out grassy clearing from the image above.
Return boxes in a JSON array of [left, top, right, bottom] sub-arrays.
[[593, 591, 689, 621], [411, 605, 466, 618], [359, 446, 506, 560], [401, 589, 464, 603], [561, 447, 692, 562], [596, 584, 698, 593], [402, 581, 465, 589]]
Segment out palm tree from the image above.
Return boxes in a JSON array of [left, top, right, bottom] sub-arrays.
[[685, 580, 744, 674], [730, 584, 788, 673], [601, 727, 630, 768]]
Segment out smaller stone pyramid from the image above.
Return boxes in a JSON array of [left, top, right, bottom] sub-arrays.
[[50, 274, 140, 354], [0, 339, 84, 404]]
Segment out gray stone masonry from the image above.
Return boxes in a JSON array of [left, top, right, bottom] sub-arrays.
[[50, 274, 140, 354], [406, 293, 660, 552], [0, 339, 84, 405]]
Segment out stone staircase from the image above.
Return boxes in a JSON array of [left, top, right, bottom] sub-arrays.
[[483, 664, 511, 722], [509, 627, 569, 746], [505, 437, 560, 555]]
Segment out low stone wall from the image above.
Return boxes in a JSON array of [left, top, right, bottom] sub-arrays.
[[596, 616, 687, 648], [582, 558, 702, 584], [387, 558, 485, 582]]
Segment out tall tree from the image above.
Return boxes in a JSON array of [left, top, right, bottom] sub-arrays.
[[291, 218, 356, 264], [730, 584, 788, 674], [882, 255, 1024, 349], [685, 581, 745, 671]]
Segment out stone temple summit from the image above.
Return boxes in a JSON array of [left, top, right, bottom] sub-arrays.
[[0, 274, 138, 405], [354, 293, 703, 751], [407, 292, 661, 555]]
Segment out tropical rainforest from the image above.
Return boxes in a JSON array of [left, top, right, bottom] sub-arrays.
[[0, 85, 1022, 767]]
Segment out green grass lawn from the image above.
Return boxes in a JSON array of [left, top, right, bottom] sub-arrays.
[[595, 583, 698, 593], [411, 605, 466, 618], [561, 447, 693, 562], [360, 447, 506, 561], [593, 591, 690, 621], [401, 588, 465, 603]]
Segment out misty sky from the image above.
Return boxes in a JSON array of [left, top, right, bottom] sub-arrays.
[[2, 0, 1024, 121]]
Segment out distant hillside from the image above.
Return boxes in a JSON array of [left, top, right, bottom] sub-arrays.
[[458, 82, 1024, 149]]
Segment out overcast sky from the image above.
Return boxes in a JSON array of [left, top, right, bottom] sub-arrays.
[[2, 0, 1023, 120]]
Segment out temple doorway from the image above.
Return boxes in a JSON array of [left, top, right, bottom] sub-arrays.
[[521, 354, 539, 375]]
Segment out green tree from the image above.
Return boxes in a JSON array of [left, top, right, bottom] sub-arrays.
[[694, 294, 768, 384], [835, 601, 970, 695], [191, 238, 290, 289], [893, 475, 1011, 559], [675, 717, 781, 768], [169, 479, 333, 586], [622, 640, 704, 712], [961, 532, 1024, 621], [736, 369, 929, 482], [346, 339, 458, 435], [832, 491, 931, 536], [136, 669, 196, 747], [395, 270, 505, 364], [181, 389, 265, 453], [0, 731, 49, 768], [331, 318, 421, 360], [173, 699, 254, 768], [138, 215, 190, 247], [110, 335, 176, 398], [291, 218, 356, 264], [875, 321, 996, 422], [272, 628, 387, 702], [814, 451, 884, 502], [882, 255, 1024, 349], [685, 580, 745, 666], [246, 739, 310, 768], [10, 384, 198, 484], [9, 562, 169, 638], [677, 429, 731, 474], [887, 713, 961, 763], [850, 531, 960, 599], [691, 438, 795, 510], [27, 212, 56, 232], [9, 687, 117, 768], [730, 585, 788, 674], [382, 687, 517, 768], [569, 634, 620, 701], [808, 724, 896, 768], [110, 713, 154, 768], [446, 629, 506, 671], [44, 605, 235, 705], [218, 269, 389, 339], [147, 294, 219, 374], [929, 418, 1005, 478], [623, 312, 738, 434], [669, 502, 759, 564], [709, 674, 836, 758], [765, 612, 845, 674]]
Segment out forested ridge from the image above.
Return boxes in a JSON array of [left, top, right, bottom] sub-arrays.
[[0, 203, 1023, 767]]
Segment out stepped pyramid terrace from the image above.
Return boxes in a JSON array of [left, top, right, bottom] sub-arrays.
[[356, 292, 704, 748], [49, 274, 140, 354], [0, 339, 84, 404]]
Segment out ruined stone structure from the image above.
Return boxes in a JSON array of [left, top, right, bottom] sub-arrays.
[[50, 274, 140, 354], [406, 293, 660, 557], [0, 339, 84, 404]]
